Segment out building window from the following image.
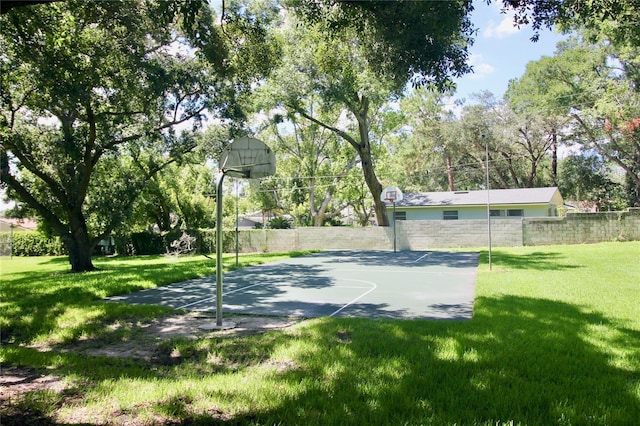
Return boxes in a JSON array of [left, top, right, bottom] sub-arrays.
[[443, 210, 458, 220], [394, 211, 406, 221], [507, 209, 524, 217], [490, 209, 505, 217]]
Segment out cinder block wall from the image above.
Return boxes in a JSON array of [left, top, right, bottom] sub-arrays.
[[236, 227, 393, 252], [523, 208, 640, 245], [232, 209, 640, 252], [396, 219, 522, 249]]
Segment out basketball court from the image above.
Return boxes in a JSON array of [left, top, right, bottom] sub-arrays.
[[106, 250, 479, 320]]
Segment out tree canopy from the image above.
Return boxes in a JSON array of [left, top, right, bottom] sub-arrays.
[[0, 0, 273, 271], [286, 0, 475, 91]]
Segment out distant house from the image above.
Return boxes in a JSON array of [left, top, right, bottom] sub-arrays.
[[0, 218, 38, 232], [392, 187, 564, 221]]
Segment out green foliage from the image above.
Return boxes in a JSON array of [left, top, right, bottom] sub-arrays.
[[266, 216, 291, 229], [505, 36, 640, 206], [199, 228, 236, 254], [254, 96, 359, 226], [558, 153, 627, 210], [255, 12, 398, 225], [393, 88, 468, 191], [2, 232, 66, 256], [0, 0, 275, 271], [503, 0, 640, 50], [129, 231, 166, 256], [286, 0, 475, 91], [113, 228, 236, 256], [126, 163, 218, 232]]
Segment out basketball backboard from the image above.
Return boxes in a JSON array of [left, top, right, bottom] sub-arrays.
[[381, 186, 403, 203], [219, 137, 276, 179]]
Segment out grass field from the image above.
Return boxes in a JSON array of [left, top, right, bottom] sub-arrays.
[[1, 242, 639, 425]]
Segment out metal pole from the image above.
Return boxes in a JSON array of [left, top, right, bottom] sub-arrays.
[[215, 172, 225, 326], [485, 137, 492, 271], [235, 180, 239, 267], [393, 201, 397, 253], [10, 224, 14, 259]]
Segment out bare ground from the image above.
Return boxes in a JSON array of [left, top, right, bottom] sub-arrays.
[[0, 313, 300, 425]]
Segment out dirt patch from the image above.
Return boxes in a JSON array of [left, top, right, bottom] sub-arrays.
[[0, 366, 67, 401], [1, 313, 300, 414], [77, 312, 300, 361]]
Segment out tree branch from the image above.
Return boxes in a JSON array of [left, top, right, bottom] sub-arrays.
[[291, 105, 360, 150]]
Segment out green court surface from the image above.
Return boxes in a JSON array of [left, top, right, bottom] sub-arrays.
[[107, 250, 479, 320]]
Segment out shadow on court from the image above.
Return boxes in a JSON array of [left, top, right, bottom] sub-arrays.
[[106, 250, 479, 320], [303, 250, 479, 268]]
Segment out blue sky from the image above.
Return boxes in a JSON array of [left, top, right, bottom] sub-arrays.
[[452, 0, 568, 104]]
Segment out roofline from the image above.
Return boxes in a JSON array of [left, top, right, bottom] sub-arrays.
[[396, 202, 557, 209]]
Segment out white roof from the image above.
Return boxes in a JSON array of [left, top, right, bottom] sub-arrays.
[[396, 187, 562, 207]]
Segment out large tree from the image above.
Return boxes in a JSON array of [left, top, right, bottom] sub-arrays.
[[260, 3, 475, 225], [502, 0, 640, 47], [507, 37, 640, 205], [0, 0, 271, 271], [394, 88, 466, 192], [257, 105, 359, 227]]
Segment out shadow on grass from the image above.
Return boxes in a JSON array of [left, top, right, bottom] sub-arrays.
[[3, 295, 639, 425], [225, 296, 639, 425], [1, 253, 306, 346], [481, 249, 582, 271]]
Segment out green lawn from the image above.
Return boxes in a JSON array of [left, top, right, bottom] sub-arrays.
[[1, 242, 639, 425]]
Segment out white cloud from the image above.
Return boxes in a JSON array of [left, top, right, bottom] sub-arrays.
[[468, 54, 495, 80], [483, 13, 520, 39]]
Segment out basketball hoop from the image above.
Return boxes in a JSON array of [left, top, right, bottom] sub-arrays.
[[381, 186, 403, 252], [213, 137, 276, 329], [384, 190, 397, 203], [381, 186, 403, 204], [219, 136, 276, 179]]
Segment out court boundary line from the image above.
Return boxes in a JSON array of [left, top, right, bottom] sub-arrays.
[[329, 278, 377, 317], [176, 281, 266, 310], [175, 278, 377, 311], [337, 267, 477, 275]]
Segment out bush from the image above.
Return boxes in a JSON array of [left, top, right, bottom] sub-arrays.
[[5, 232, 66, 256], [199, 228, 235, 254], [129, 231, 165, 255], [267, 217, 291, 229], [113, 229, 236, 256]]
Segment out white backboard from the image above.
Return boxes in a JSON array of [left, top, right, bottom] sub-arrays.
[[381, 186, 403, 203], [220, 137, 276, 179]]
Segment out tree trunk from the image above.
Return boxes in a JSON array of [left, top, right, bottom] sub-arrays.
[[551, 127, 558, 186], [291, 100, 387, 225], [356, 113, 388, 226], [63, 211, 96, 272], [62, 233, 95, 272]]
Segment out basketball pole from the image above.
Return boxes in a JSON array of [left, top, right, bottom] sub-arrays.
[[484, 135, 493, 271], [392, 201, 397, 253], [215, 171, 225, 327], [235, 180, 239, 267]]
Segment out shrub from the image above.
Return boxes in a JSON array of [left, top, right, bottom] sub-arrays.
[[5, 232, 66, 256], [267, 217, 291, 229], [199, 228, 235, 253], [132, 231, 166, 255]]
